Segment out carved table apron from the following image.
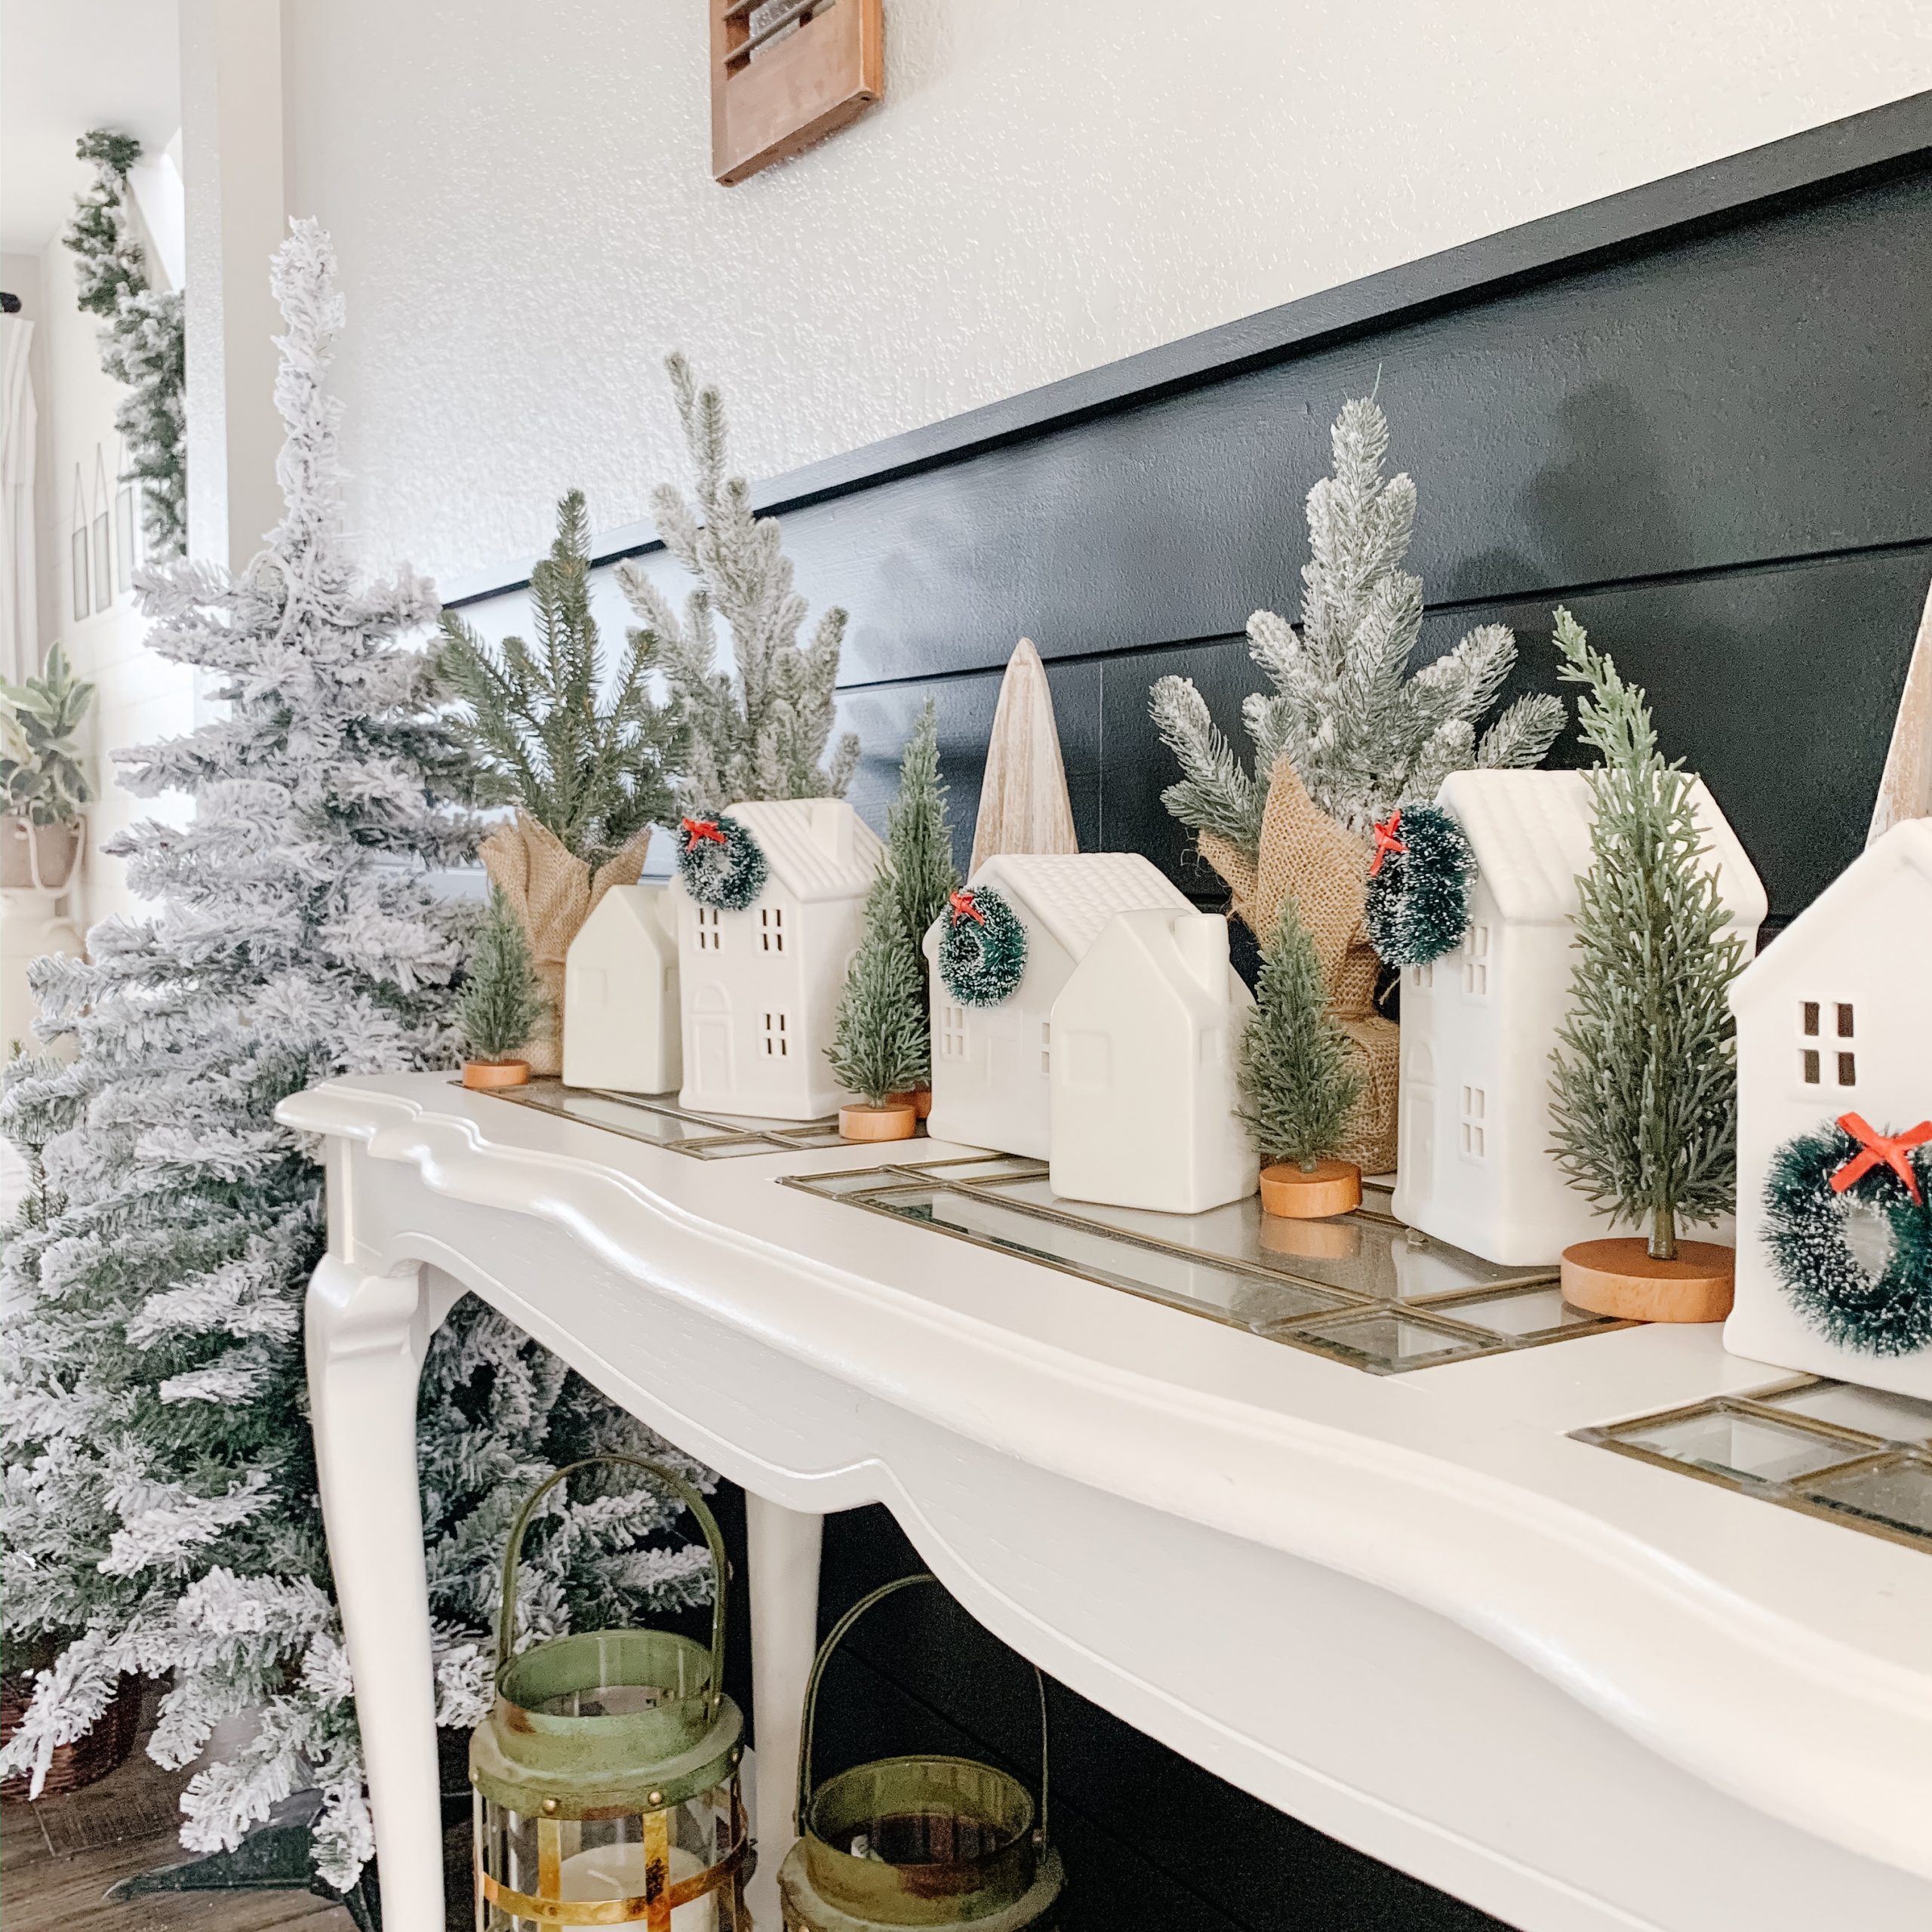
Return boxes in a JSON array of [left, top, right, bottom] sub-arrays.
[[284, 1075, 1932, 1932]]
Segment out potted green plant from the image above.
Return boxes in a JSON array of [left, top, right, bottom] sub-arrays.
[[457, 889, 548, 1089], [1, 643, 94, 892]]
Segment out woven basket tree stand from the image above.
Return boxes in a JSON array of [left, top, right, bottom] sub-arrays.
[[0, 1671, 143, 1801]]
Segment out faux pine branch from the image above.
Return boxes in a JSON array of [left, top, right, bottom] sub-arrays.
[[438, 490, 678, 868], [1152, 396, 1565, 848], [1546, 608, 1746, 1260], [620, 353, 858, 814]]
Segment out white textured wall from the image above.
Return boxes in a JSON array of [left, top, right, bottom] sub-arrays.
[[280, 0, 1932, 591]]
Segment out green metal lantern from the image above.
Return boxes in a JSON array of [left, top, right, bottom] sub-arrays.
[[778, 1574, 1064, 1932], [472, 1455, 748, 1930]]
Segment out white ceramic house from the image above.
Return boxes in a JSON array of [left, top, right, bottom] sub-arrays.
[[1726, 819, 1932, 1398], [674, 798, 882, 1121], [1048, 909, 1257, 1214], [923, 852, 1195, 1160], [1390, 768, 1767, 1266], [562, 884, 681, 1095]]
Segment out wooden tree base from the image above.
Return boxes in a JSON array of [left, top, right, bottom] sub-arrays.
[[1560, 1238, 1736, 1323], [839, 1102, 918, 1142], [463, 1059, 531, 1091], [1260, 1212, 1364, 1260], [1259, 1160, 1361, 1220]]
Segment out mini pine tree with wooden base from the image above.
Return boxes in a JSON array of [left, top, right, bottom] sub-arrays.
[[459, 889, 547, 1088], [1240, 897, 1364, 1218], [1548, 611, 1748, 1322]]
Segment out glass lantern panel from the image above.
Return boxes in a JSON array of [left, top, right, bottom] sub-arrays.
[[1613, 1405, 1862, 1484], [1758, 1380, 1932, 1444]]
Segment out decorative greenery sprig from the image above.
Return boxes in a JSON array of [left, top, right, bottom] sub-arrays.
[[457, 888, 547, 1063], [64, 131, 186, 558], [1152, 395, 1564, 846], [1, 643, 95, 826], [1238, 897, 1362, 1170], [438, 491, 678, 868], [1546, 608, 1747, 1261], [619, 353, 858, 814]]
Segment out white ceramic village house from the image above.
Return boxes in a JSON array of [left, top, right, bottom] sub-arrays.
[[1726, 818, 1932, 1398], [1391, 768, 1767, 1266], [1048, 908, 1257, 1213], [923, 852, 1198, 1161], [561, 884, 681, 1095], [674, 798, 882, 1121]]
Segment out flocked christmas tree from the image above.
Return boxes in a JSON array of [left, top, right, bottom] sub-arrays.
[[65, 131, 186, 558], [438, 489, 678, 869], [1547, 609, 1747, 1262], [0, 222, 712, 1894], [827, 703, 959, 1106], [620, 352, 858, 813], [1152, 395, 1564, 848], [1238, 897, 1363, 1174]]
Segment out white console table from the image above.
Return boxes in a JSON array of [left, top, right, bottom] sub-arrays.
[[284, 1074, 1932, 1932]]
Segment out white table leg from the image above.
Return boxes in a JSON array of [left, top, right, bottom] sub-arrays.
[[307, 1254, 446, 1932], [744, 1495, 824, 1930]]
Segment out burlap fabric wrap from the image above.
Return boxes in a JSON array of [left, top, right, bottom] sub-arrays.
[[478, 809, 654, 1076], [1198, 757, 1398, 1173]]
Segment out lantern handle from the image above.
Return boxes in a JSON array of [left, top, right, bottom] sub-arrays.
[[495, 1454, 728, 1718], [795, 1573, 1050, 1851]]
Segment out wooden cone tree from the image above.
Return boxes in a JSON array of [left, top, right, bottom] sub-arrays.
[[1869, 580, 1932, 841], [969, 638, 1078, 872]]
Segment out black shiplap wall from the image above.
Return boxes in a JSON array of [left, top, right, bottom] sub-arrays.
[[464, 103, 1932, 1932]]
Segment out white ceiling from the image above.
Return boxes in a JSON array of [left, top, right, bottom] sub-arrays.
[[2, 0, 180, 256]]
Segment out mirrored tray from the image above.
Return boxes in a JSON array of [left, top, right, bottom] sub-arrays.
[[468, 1077, 894, 1158], [780, 1156, 1629, 1375], [1575, 1377, 1932, 1555]]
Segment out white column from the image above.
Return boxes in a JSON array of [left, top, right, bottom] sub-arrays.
[[744, 1496, 825, 1929], [178, 0, 289, 574], [306, 1252, 447, 1932]]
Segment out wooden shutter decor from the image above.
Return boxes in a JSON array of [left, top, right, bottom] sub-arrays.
[[711, 0, 884, 186]]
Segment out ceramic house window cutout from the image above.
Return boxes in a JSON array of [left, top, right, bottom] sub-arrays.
[[675, 797, 882, 1120], [924, 852, 1199, 1162], [1727, 819, 1932, 1400], [1392, 769, 1766, 1267], [1048, 907, 1257, 1214], [561, 884, 682, 1097], [939, 1003, 968, 1060]]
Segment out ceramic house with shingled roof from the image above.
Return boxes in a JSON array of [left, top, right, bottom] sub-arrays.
[[1391, 768, 1766, 1266], [1725, 818, 1932, 1398], [674, 798, 882, 1121], [922, 853, 1199, 1160]]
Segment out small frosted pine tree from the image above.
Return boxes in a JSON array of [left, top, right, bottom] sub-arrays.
[[619, 353, 858, 814], [1238, 898, 1363, 1172], [885, 702, 961, 955], [1547, 610, 1747, 1261], [0, 223, 712, 1896], [458, 890, 548, 1063], [438, 490, 678, 868], [65, 131, 186, 557], [1152, 395, 1564, 848]]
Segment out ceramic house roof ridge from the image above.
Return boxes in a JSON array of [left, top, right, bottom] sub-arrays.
[[962, 851, 1194, 962], [721, 798, 882, 903], [1435, 767, 1767, 929], [1730, 817, 1932, 1011]]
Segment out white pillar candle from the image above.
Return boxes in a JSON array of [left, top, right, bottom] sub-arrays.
[[558, 1839, 718, 1930]]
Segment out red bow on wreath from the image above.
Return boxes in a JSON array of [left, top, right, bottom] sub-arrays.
[[681, 817, 727, 852], [948, 889, 986, 926], [1830, 1113, 1932, 1207], [1369, 810, 1407, 877]]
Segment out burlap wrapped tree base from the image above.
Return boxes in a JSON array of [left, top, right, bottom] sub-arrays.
[[479, 810, 654, 1076], [1201, 757, 1398, 1173]]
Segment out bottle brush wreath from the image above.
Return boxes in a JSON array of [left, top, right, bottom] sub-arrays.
[[937, 887, 1027, 1007], [1362, 804, 1475, 967], [677, 814, 768, 910]]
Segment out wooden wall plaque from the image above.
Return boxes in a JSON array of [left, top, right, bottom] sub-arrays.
[[712, 0, 884, 186]]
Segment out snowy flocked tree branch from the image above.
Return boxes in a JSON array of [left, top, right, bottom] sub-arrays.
[[618, 352, 858, 814], [1152, 395, 1565, 846]]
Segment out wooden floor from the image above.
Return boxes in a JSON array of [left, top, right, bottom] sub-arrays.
[[2, 1706, 355, 1932]]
